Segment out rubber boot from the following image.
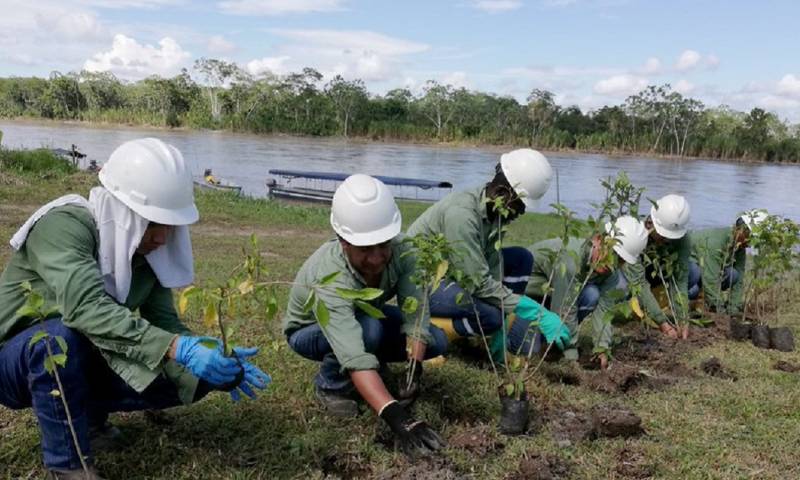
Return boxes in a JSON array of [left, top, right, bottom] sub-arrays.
[[430, 317, 462, 343]]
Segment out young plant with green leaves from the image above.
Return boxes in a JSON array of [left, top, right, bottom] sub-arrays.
[[16, 282, 90, 475], [742, 212, 800, 324]]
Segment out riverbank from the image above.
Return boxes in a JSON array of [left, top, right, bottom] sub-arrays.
[[1, 164, 799, 479], [0, 116, 792, 167]]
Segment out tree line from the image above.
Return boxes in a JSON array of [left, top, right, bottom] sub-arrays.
[[1, 59, 799, 163]]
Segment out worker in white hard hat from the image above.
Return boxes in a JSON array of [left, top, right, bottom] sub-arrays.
[[283, 174, 448, 457], [513, 216, 649, 369], [407, 148, 569, 361], [688, 209, 767, 315], [0, 138, 270, 479], [626, 194, 693, 339]]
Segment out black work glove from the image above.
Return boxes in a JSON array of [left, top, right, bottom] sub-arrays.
[[397, 361, 423, 406], [379, 401, 446, 457]]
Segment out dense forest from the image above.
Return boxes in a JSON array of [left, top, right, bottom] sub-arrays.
[[1, 59, 798, 162]]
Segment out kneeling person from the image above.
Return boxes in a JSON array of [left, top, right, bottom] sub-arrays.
[[284, 174, 447, 456]]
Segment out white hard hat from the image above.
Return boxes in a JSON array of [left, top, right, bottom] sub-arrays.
[[499, 149, 553, 211], [99, 138, 198, 225], [650, 194, 690, 239], [739, 209, 768, 231], [605, 215, 649, 264], [330, 174, 401, 246]]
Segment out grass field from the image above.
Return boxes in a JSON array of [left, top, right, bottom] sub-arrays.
[[1, 157, 799, 479]]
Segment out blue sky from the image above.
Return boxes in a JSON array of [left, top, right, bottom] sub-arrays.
[[1, 0, 798, 120]]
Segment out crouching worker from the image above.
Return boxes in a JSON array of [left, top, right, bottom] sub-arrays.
[[408, 149, 567, 360], [514, 216, 649, 369], [0, 138, 270, 480], [283, 174, 448, 456], [689, 210, 765, 315]]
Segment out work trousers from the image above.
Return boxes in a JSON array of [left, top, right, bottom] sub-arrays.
[[0, 318, 210, 470], [287, 305, 448, 393], [429, 246, 534, 337]]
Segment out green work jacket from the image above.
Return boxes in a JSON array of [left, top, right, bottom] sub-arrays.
[[690, 227, 745, 314], [526, 237, 626, 355], [625, 234, 692, 324], [283, 235, 431, 373], [407, 187, 518, 310], [0, 206, 198, 404]]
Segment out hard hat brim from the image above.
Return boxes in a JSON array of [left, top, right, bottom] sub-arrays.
[[521, 196, 539, 212], [652, 221, 686, 239], [338, 220, 401, 247], [130, 202, 200, 226], [613, 244, 639, 264]]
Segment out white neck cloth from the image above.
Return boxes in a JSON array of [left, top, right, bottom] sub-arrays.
[[10, 187, 194, 303]]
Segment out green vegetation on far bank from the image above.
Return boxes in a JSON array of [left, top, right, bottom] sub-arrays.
[[1, 155, 799, 479], [2, 64, 800, 163]]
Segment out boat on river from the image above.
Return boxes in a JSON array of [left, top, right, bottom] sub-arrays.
[[193, 178, 243, 195], [266, 169, 453, 204]]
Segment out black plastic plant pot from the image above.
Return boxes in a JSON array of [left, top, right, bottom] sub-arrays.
[[498, 392, 529, 436], [751, 325, 771, 349], [769, 327, 795, 352], [730, 318, 752, 341], [217, 357, 245, 391]]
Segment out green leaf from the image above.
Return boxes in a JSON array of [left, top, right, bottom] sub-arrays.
[[455, 292, 465, 305], [203, 301, 219, 329], [44, 357, 54, 375], [54, 335, 68, 355], [319, 271, 341, 286], [504, 383, 515, 397], [335, 287, 383, 301], [50, 353, 67, 368], [50, 389, 61, 397], [302, 291, 316, 314], [28, 330, 49, 349], [354, 300, 385, 319], [494, 239, 502, 251], [265, 296, 278, 320], [401, 297, 419, 315], [315, 300, 330, 327], [199, 339, 219, 350], [15, 304, 38, 319]]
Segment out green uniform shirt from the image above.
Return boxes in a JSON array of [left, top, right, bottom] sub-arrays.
[[625, 234, 692, 324], [0, 206, 198, 404], [690, 227, 745, 314], [407, 187, 518, 310], [283, 235, 431, 373], [526, 237, 625, 353]]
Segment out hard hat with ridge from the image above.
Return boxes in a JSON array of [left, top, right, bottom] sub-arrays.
[[606, 215, 649, 264], [330, 174, 402, 246], [499, 148, 553, 211], [99, 138, 198, 225], [650, 194, 691, 239]]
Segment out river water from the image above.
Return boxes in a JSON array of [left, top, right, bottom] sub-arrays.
[[1, 120, 796, 228]]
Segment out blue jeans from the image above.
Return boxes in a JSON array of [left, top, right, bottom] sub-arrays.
[[430, 246, 533, 337], [0, 319, 210, 470], [688, 261, 740, 300], [287, 305, 448, 393]]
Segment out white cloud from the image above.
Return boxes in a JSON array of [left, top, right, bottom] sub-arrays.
[[542, 0, 578, 6], [675, 49, 719, 72], [674, 79, 694, 94], [218, 0, 344, 15], [246, 56, 291, 76], [257, 29, 429, 82], [83, 34, 191, 80], [207, 35, 236, 55], [471, 0, 523, 13], [593, 74, 647, 96], [441, 71, 470, 88], [777, 74, 800, 97], [77, 0, 185, 8], [35, 12, 105, 42], [640, 57, 661, 74]]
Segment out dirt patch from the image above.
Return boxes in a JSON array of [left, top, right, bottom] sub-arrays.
[[448, 424, 504, 457], [508, 452, 571, 480], [376, 457, 460, 480], [583, 364, 671, 395], [546, 409, 594, 446], [541, 362, 583, 386], [773, 361, 800, 373], [590, 404, 644, 438], [700, 357, 737, 380], [615, 446, 656, 479]]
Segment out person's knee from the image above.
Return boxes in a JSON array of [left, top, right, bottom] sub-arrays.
[[503, 246, 534, 275], [688, 262, 701, 286], [360, 316, 384, 353], [578, 285, 601, 310], [426, 327, 448, 357], [477, 305, 503, 333]]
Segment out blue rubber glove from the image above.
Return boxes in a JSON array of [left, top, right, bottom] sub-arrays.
[[228, 347, 272, 403], [174, 336, 241, 386], [515, 296, 570, 351]]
